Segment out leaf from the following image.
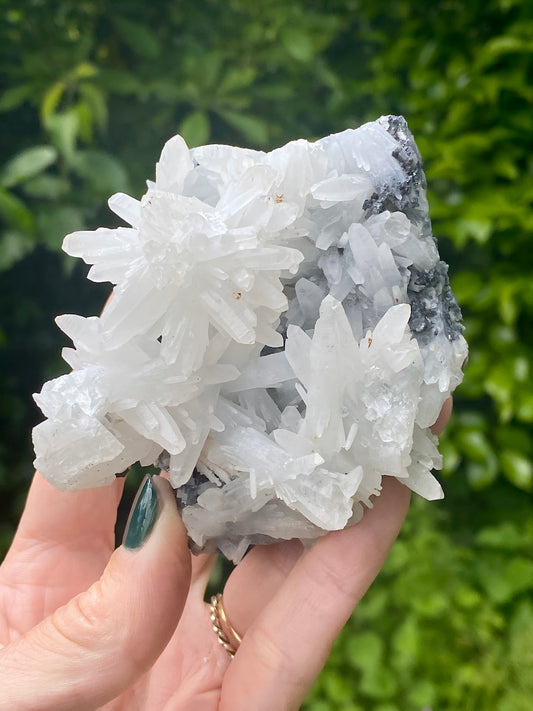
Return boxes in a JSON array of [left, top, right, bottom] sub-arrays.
[[281, 27, 315, 63], [323, 670, 353, 703], [0, 187, 35, 233], [478, 557, 533, 604], [112, 16, 160, 58], [501, 451, 533, 491], [45, 110, 79, 163], [98, 69, 143, 95], [37, 206, 85, 250], [476, 522, 530, 550], [360, 666, 398, 700], [485, 365, 513, 406], [0, 84, 33, 113], [477, 35, 533, 70], [219, 66, 257, 94], [346, 632, 384, 673], [457, 430, 494, 462], [74, 102, 95, 143], [21, 174, 70, 199], [79, 84, 108, 130], [466, 461, 498, 489], [218, 109, 269, 145], [41, 81, 66, 121], [71, 62, 98, 80], [73, 150, 130, 194], [391, 615, 420, 668], [454, 218, 492, 245], [179, 110, 210, 147], [0, 146, 57, 188], [509, 601, 533, 691], [451, 270, 485, 304], [0, 231, 36, 270]]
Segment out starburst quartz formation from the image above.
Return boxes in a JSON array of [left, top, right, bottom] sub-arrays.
[[33, 116, 467, 562]]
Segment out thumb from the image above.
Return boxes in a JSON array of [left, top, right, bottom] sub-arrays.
[[0, 475, 191, 711]]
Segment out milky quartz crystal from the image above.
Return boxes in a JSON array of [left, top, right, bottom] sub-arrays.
[[33, 116, 467, 562]]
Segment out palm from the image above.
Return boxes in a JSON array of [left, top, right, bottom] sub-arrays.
[[0, 475, 411, 711]]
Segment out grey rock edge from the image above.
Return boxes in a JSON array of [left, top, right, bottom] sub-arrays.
[[32, 115, 467, 563]]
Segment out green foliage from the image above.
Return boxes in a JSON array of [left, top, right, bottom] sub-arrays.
[[304, 493, 533, 711], [0, 1, 532, 708]]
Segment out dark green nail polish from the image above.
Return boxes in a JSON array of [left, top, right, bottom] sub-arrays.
[[124, 476, 159, 549]]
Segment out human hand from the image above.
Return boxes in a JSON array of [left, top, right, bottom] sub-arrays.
[[0, 399, 452, 711]]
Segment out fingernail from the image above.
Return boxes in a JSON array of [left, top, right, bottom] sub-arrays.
[[123, 475, 159, 550]]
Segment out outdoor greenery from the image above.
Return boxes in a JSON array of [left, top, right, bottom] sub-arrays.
[[1, 0, 532, 708]]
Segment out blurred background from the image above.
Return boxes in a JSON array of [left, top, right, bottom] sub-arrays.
[[1, 0, 532, 708]]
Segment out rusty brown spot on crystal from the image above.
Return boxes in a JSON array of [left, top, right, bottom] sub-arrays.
[[275, 194, 284, 203], [233, 291, 242, 300], [367, 337, 373, 348]]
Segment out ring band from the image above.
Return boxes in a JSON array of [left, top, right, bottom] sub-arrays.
[[210, 593, 242, 657]]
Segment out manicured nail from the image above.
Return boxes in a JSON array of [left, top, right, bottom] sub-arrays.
[[123, 476, 159, 549]]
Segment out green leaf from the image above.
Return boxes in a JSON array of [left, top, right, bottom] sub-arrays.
[[323, 670, 353, 702], [0, 146, 57, 188], [79, 83, 108, 130], [501, 451, 533, 491], [112, 17, 160, 58], [360, 666, 398, 700], [0, 84, 33, 113], [476, 522, 530, 550], [179, 110, 210, 147], [98, 69, 142, 95], [0, 187, 35, 233], [37, 205, 85, 250], [45, 110, 79, 163], [281, 27, 315, 63], [41, 81, 66, 121], [71, 62, 98, 80], [21, 174, 70, 199], [457, 430, 494, 462], [509, 601, 533, 691], [517, 393, 533, 422], [73, 150, 130, 194], [346, 632, 383, 673], [477, 35, 533, 70], [74, 102, 95, 143], [218, 110, 269, 145], [466, 461, 498, 489], [391, 615, 420, 668], [478, 557, 533, 604], [408, 679, 437, 709], [451, 270, 485, 304], [219, 66, 257, 94], [0, 230, 36, 270], [485, 365, 513, 406], [455, 218, 492, 245]]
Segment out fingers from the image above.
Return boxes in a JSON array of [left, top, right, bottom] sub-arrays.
[[220, 478, 410, 711], [0, 474, 125, 623], [431, 396, 453, 436], [7, 471, 123, 557], [224, 539, 304, 637], [0, 476, 191, 711]]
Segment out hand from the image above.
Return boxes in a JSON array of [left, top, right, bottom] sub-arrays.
[[0, 399, 452, 711]]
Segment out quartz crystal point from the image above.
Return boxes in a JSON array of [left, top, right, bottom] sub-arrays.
[[32, 116, 467, 562]]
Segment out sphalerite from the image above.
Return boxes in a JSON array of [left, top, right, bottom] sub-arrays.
[[33, 116, 467, 562]]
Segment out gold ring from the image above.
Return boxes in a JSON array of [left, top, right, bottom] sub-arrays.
[[210, 593, 242, 657]]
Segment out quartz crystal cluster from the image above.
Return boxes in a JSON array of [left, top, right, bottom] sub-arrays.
[[33, 116, 467, 562]]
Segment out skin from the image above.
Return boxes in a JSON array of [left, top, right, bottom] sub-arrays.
[[0, 399, 451, 711]]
